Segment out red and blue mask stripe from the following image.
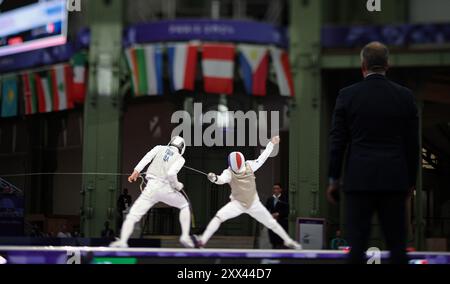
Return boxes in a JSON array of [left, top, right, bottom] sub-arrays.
[[228, 152, 245, 173]]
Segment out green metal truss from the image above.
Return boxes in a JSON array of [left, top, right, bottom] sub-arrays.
[[322, 52, 450, 69], [288, 0, 329, 237], [81, 0, 124, 237]]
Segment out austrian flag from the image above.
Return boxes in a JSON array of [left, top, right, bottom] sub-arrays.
[[202, 43, 235, 94]]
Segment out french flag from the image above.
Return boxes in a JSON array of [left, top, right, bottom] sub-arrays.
[[202, 43, 235, 94], [168, 43, 198, 92], [270, 47, 295, 97], [239, 44, 269, 96]]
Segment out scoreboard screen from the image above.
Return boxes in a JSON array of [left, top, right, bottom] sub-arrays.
[[0, 0, 68, 57]]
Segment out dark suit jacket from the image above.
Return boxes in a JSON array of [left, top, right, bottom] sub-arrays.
[[329, 74, 419, 192], [265, 195, 289, 228]]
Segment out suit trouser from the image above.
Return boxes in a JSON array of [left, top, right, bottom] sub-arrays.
[[345, 191, 408, 264]]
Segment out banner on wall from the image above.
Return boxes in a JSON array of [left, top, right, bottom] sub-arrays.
[[124, 19, 288, 48]]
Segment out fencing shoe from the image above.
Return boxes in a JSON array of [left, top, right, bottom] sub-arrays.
[[193, 235, 205, 249], [109, 238, 129, 248], [284, 240, 302, 250], [180, 235, 195, 248]]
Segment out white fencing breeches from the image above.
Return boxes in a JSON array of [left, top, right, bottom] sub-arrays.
[[119, 181, 190, 243], [200, 199, 293, 245]]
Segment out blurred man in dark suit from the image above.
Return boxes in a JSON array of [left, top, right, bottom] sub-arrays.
[[327, 42, 419, 264], [117, 188, 132, 229], [265, 183, 289, 249]]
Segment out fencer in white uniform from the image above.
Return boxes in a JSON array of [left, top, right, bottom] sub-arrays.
[[197, 136, 302, 249], [110, 136, 194, 248]]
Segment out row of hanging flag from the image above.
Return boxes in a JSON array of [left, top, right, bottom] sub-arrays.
[[125, 42, 295, 97], [0, 53, 87, 118], [0, 43, 294, 118]]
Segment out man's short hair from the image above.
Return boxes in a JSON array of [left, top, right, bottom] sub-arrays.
[[273, 183, 282, 189], [360, 41, 389, 72]]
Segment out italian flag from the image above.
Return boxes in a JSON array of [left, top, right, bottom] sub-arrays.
[[35, 65, 74, 113], [125, 45, 164, 96], [22, 73, 38, 115]]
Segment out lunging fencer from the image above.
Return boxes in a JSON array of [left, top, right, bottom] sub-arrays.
[[110, 136, 194, 248], [196, 136, 302, 249]]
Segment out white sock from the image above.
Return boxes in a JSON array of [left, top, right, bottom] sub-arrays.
[[179, 206, 191, 237], [201, 217, 222, 244], [119, 218, 136, 243]]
